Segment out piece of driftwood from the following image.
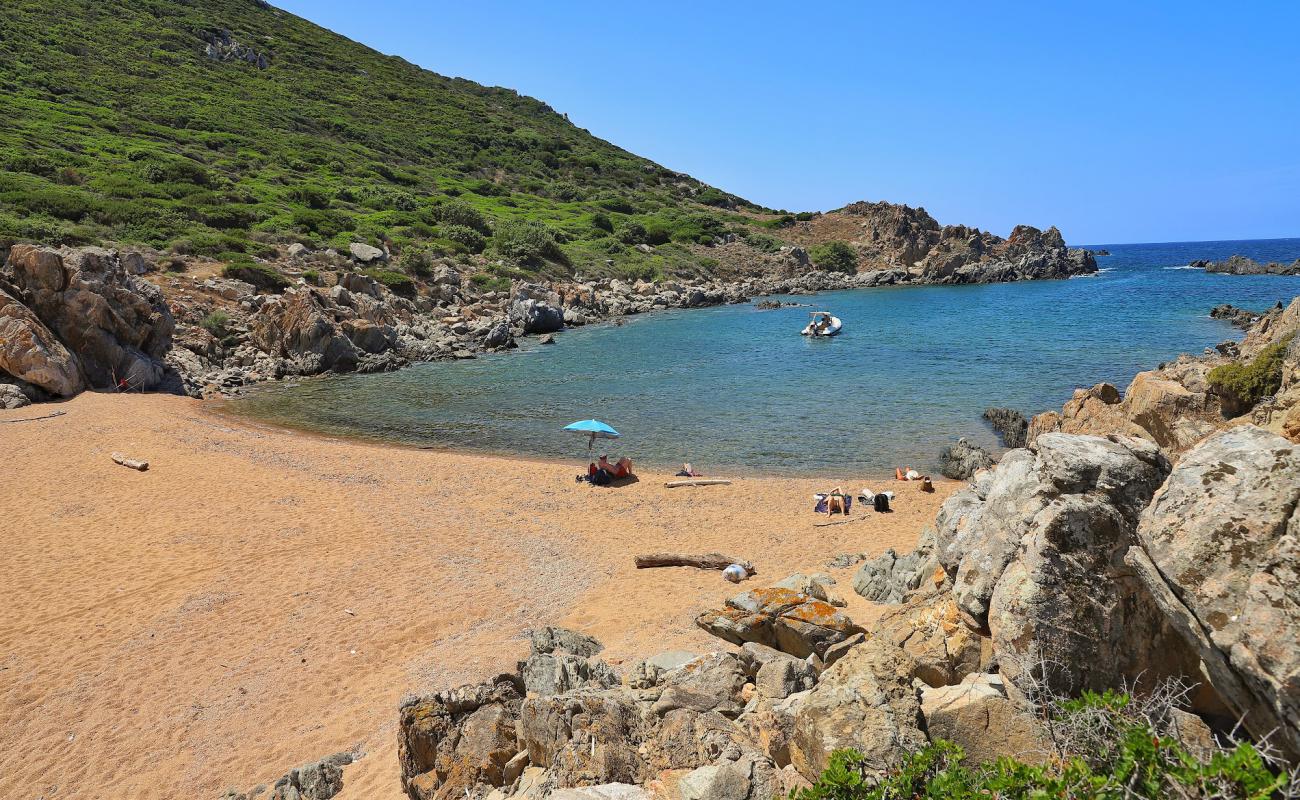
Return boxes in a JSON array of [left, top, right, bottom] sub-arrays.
[[0, 410, 66, 424], [634, 552, 755, 575], [664, 478, 732, 488], [111, 452, 149, 471]]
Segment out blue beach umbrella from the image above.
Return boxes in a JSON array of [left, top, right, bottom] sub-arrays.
[[564, 419, 620, 454]]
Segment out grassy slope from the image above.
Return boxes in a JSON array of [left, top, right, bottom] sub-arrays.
[[0, 0, 794, 281]]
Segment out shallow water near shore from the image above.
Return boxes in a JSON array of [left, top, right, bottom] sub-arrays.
[[231, 238, 1300, 475]]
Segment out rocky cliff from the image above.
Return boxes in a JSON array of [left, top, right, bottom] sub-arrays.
[[1192, 255, 1300, 276]]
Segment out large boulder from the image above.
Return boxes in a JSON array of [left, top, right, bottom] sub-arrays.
[[510, 298, 564, 335], [935, 433, 1202, 696], [517, 687, 648, 787], [696, 587, 865, 659], [397, 674, 525, 800], [920, 673, 1048, 765], [873, 588, 988, 688], [3, 245, 174, 390], [788, 637, 926, 777], [1128, 426, 1300, 758], [0, 288, 84, 396], [520, 627, 620, 698]]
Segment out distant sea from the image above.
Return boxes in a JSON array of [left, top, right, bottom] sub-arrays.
[[229, 238, 1300, 475]]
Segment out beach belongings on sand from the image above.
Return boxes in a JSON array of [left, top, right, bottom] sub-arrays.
[[920, 476, 935, 492], [111, 452, 149, 471], [722, 564, 748, 583], [873, 492, 891, 512], [635, 552, 756, 576], [674, 462, 703, 477], [665, 478, 731, 488]]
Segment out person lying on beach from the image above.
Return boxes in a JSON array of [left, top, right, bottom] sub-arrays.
[[826, 486, 848, 516], [598, 454, 633, 479]]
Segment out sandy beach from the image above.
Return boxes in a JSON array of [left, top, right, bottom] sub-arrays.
[[0, 392, 957, 799]]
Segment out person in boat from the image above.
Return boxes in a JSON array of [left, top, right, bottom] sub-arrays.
[[597, 454, 633, 479], [816, 314, 833, 333]]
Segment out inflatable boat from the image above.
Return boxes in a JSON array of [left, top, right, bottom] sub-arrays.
[[801, 311, 842, 337]]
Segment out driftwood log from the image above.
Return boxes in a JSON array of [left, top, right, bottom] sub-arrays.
[[111, 452, 149, 471], [664, 478, 732, 488], [634, 552, 755, 576]]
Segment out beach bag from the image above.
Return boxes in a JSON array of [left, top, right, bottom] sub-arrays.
[[874, 492, 891, 513], [592, 468, 612, 486]]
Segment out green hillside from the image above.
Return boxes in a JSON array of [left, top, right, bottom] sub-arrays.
[[0, 0, 781, 281]]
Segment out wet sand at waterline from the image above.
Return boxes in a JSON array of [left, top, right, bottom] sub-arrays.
[[0, 392, 957, 799]]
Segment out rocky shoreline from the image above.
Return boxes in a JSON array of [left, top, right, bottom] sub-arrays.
[[1192, 254, 1300, 276], [0, 231, 1094, 408]]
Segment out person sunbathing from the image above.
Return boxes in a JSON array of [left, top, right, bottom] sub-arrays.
[[598, 454, 633, 479]]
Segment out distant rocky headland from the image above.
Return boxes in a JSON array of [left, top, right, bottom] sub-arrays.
[[1192, 254, 1300, 275]]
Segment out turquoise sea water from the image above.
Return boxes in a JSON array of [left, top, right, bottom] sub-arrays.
[[230, 238, 1300, 475]]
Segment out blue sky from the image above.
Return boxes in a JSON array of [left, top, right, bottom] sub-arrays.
[[275, 1, 1299, 245]]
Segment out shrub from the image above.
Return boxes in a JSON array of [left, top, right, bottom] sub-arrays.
[[200, 309, 230, 335], [810, 241, 858, 273], [302, 269, 321, 285], [292, 183, 334, 209], [366, 268, 416, 298], [441, 223, 486, 253], [590, 211, 614, 233], [617, 221, 648, 245], [1207, 335, 1294, 413], [796, 688, 1296, 800], [492, 218, 567, 265], [469, 272, 511, 293], [432, 200, 491, 234], [222, 261, 289, 293], [696, 187, 731, 207]]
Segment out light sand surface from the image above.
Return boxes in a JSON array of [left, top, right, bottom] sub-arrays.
[[0, 392, 958, 799]]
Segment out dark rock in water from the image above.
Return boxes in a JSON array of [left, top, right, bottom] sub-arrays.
[[1193, 255, 1300, 275], [754, 300, 783, 310], [1209, 303, 1263, 330], [1090, 249, 1111, 256], [982, 407, 1028, 448], [938, 438, 994, 479]]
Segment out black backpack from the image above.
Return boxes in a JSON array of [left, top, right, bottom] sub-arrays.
[[873, 493, 890, 513], [591, 468, 612, 486]]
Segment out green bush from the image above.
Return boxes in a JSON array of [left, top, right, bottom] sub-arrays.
[[432, 201, 492, 235], [441, 223, 486, 253], [366, 268, 416, 298], [469, 272, 512, 294], [795, 690, 1291, 800], [492, 218, 567, 265], [1207, 334, 1294, 413], [200, 309, 230, 335], [302, 269, 321, 285], [810, 241, 858, 273], [222, 261, 289, 293]]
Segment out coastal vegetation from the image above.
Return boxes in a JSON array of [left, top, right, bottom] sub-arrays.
[[0, 0, 772, 281], [797, 691, 1290, 800], [1207, 334, 1294, 412]]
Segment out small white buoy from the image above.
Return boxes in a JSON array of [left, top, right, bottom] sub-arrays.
[[722, 564, 747, 583]]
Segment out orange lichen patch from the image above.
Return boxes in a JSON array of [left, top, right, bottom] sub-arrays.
[[780, 599, 855, 630]]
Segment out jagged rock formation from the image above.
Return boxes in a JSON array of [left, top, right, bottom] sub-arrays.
[[200, 27, 272, 69], [695, 587, 865, 660], [852, 529, 940, 604], [782, 201, 1097, 283], [934, 433, 1204, 696], [0, 245, 173, 395], [1193, 255, 1300, 275]]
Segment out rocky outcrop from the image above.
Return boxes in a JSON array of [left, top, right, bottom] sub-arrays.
[[2, 245, 174, 391], [520, 626, 619, 697], [873, 588, 988, 689], [937, 437, 994, 479], [223, 752, 355, 800], [1193, 255, 1300, 276], [250, 288, 362, 374], [1211, 303, 1268, 330], [200, 27, 272, 69], [695, 586, 865, 660], [983, 407, 1028, 448], [0, 288, 84, 396], [509, 285, 565, 335], [781, 201, 1096, 283], [934, 433, 1202, 696], [1127, 426, 1300, 758]]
